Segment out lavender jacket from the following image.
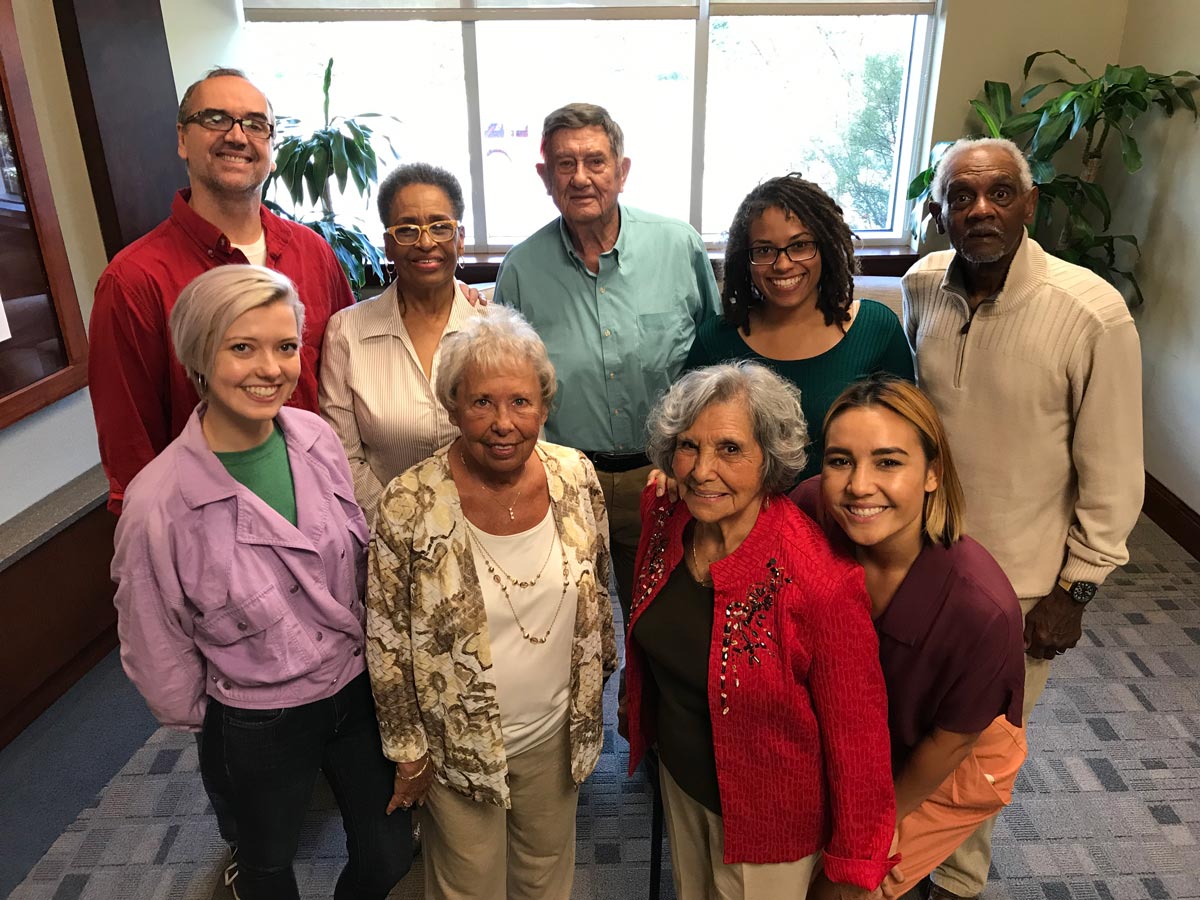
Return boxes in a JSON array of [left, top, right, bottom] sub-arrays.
[[111, 406, 371, 731]]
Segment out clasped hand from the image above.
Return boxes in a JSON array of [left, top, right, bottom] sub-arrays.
[[1024, 584, 1084, 660], [386, 754, 433, 814]]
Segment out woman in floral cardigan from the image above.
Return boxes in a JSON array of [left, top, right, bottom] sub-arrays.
[[366, 306, 617, 900]]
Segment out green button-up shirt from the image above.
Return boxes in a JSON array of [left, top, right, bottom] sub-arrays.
[[494, 206, 720, 451]]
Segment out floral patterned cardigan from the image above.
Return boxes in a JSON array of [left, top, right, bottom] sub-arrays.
[[366, 442, 618, 807]]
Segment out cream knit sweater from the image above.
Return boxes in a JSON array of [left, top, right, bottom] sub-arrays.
[[902, 235, 1143, 599]]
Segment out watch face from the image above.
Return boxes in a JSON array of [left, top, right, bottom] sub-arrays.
[[1071, 581, 1099, 605]]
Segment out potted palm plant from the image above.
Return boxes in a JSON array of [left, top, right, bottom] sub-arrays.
[[263, 58, 398, 293], [908, 50, 1198, 304]]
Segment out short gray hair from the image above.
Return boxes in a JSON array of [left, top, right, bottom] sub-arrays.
[[540, 102, 625, 162], [170, 265, 305, 397], [645, 362, 809, 495], [436, 306, 557, 415], [931, 137, 1034, 203], [177, 66, 274, 126]]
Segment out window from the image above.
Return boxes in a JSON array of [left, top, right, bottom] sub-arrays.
[[240, 1, 936, 251]]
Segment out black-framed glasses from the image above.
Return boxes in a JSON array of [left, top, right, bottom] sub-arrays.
[[183, 109, 275, 140], [385, 221, 460, 245], [747, 240, 819, 266]]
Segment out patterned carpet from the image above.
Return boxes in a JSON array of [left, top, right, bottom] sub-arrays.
[[8, 515, 1200, 900]]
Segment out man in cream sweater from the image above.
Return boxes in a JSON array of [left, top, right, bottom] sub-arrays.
[[902, 137, 1144, 900]]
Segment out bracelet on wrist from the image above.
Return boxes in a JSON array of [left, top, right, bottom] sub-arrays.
[[396, 758, 430, 781]]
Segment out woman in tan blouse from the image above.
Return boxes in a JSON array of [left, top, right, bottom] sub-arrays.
[[318, 162, 479, 523]]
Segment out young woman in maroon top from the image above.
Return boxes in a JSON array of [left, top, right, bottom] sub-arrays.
[[791, 375, 1026, 900]]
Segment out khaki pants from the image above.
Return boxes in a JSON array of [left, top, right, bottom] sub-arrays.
[[933, 596, 1052, 897], [883, 717, 1027, 899], [418, 724, 577, 900], [660, 764, 819, 900], [595, 463, 652, 619]]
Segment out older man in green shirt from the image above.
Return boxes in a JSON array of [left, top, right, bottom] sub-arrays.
[[494, 102, 720, 615]]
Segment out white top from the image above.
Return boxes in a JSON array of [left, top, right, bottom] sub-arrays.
[[232, 233, 267, 266], [318, 280, 478, 523], [468, 508, 577, 757]]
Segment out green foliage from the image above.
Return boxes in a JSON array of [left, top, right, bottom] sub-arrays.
[[907, 50, 1199, 305], [262, 59, 399, 292], [820, 52, 903, 230]]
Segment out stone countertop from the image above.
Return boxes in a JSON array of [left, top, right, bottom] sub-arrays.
[[0, 465, 109, 573]]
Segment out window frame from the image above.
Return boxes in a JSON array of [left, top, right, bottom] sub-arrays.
[[243, 0, 940, 254]]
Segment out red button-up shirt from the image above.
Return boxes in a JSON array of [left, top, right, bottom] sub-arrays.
[[625, 487, 897, 888], [88, 190, 355, 513]]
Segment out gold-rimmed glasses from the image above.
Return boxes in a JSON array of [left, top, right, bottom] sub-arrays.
[[384, 220, 461, 245]]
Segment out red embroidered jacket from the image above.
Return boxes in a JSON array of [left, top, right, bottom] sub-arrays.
[[625, 486, 897, 888]]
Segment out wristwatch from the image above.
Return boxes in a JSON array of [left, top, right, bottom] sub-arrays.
[[1058, 577, 1098, 605]]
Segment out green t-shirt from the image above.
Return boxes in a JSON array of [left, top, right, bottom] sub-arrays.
[[684, 298, 915, 482], [214, 424, 298, 526]]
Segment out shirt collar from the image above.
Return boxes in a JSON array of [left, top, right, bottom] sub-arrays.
[[875, 541, 955, 645], [555, 205, 625, 270], [941, 231, 1044, 314], [357, 280, 475, 340], [176, 406, 322, 510], [169, 188, 293, 263]]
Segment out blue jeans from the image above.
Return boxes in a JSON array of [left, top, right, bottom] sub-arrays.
[[200, 672, 412, 900]]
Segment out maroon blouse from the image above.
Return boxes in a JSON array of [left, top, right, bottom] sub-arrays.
[[790, 477, 1025, 770]]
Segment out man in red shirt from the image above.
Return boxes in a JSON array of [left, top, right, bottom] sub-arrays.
[[88, 66, 355, 514]]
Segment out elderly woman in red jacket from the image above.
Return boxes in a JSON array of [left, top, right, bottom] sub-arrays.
[[624, 360, 896, 900]]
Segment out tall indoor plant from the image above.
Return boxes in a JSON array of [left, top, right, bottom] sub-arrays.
[[263, 58, 397, 292], [908, 50, 1198, 305]]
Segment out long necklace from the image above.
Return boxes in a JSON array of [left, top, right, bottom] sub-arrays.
[[460, 450, 523, 521], [690, 527, 714, 586], [465, 516, 570, 645]]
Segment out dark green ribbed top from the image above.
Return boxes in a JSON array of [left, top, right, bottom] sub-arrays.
[[684, 298, 915, 482]]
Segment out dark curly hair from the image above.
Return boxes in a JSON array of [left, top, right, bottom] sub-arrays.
[[722, 173, 859, 334]]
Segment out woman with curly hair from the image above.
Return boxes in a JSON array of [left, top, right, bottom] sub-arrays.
[[687, 174, 913, 481]]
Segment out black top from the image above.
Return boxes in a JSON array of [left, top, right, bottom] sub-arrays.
[[632, 558, 721, 814]]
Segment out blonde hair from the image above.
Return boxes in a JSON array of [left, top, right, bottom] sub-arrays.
[[823, 375, 965, 547], [169, 265, 304, 397]]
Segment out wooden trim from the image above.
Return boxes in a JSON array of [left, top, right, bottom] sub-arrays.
[[0, 504, 118, 750], [0, 625, 117, 750], [0, 0, 90, 430], [1143, 472, 1200, 563]]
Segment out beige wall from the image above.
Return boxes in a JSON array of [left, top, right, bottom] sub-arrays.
[[1100, 0, 1200, 510], [929, 0, 1129, 144], [160, 0, 244, 99], [0, 2, 109, 525]]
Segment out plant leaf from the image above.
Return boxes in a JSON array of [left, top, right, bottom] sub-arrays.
[[970, 100, 1003, 137], [984, 81, 1013, 120], [1000, 110, 1043, 138], [1024, 49, 1090, 81], [1120, 131, 1143, 172], [322, 58, 334, 129], [907, 168, 934, 201], [1070, 94, 1094, 139], [331, 131, 350, 195], [1030, 109, 1073, 159], [1177, 85, 1198, 115], [1076, 179, 1112, 230], [1028, 158, 1056, 184]]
